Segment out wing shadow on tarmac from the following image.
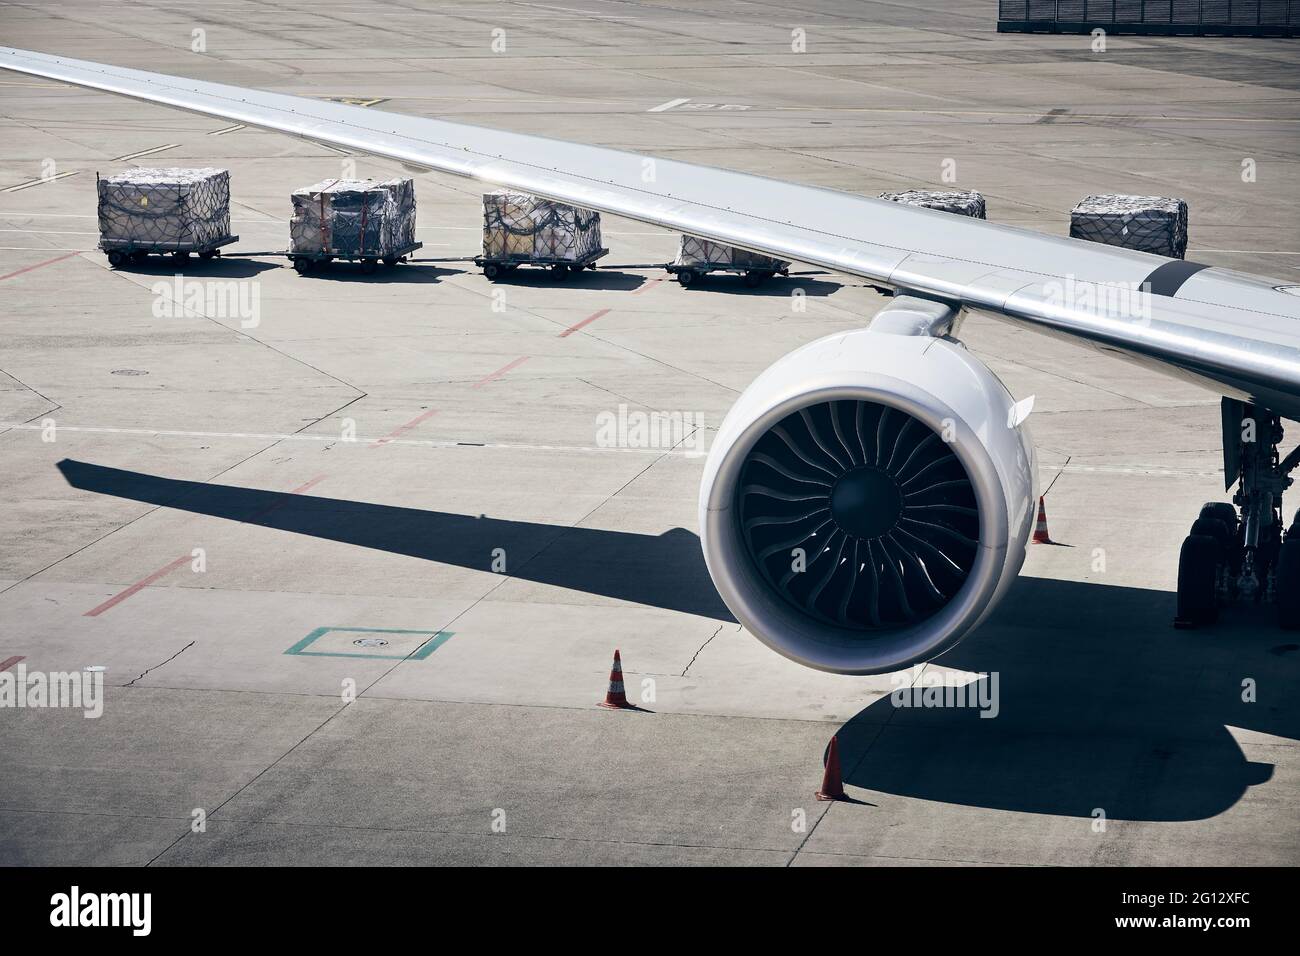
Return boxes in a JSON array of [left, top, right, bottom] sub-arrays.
[[58, 458, 1296, 821], [835, 579, 1298, 821], [55, 458, 734, 622]]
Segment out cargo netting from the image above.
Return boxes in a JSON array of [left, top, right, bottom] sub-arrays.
[[97, 167, 232, 250], [482, 192, 602, 262], [878, 189, 987, 219], [674, 235, 789, 270], [1070, 194, 1188, 259], [290, 178, 417, 257]]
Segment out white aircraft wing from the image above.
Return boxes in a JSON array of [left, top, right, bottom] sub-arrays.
[[4, 46, 1299, 417]]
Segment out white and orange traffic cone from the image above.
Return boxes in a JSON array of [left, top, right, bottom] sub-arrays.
[[815, 735, 847, 802], [598, 649, 633, 709], [1032, 495, 1053, 544]]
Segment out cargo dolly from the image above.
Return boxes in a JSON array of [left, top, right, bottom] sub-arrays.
[[289, 240, 423, 275], [475, 247, 608, 281], [666, 260, 789, 288], [102, 234, 239, 269]]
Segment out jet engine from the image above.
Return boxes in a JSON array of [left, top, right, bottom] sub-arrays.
[[699, 325, 1037, 674]]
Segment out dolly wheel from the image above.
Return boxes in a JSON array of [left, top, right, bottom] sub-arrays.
[[743, 271, 763, 287], [383, 256, 399, 267], [293, 258, 311, 275], [361, 259, 378, 274], [106, 250, 127, 268], [550, 264, 569, 281], [483, 262, 501, 280], [198, 250, 216, 261], [677, 269, 697, 287], [173, 250, 190, 262]]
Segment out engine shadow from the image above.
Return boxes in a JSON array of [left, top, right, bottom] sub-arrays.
[[833, 575, 1298, 822], [56, 459, 733, 622]]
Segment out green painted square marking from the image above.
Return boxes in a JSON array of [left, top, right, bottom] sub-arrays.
[[284, 626, 454, 660]]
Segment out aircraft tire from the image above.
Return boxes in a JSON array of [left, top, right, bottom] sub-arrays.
[[1175, 534, 1219, 628]]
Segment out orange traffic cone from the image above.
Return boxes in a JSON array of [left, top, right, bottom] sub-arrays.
[[598, 649, 633, 709], [816, 735, 847, 801], [1032, 495, 1053, 544]]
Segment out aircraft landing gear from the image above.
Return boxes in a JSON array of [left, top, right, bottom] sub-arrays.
[[1175, 400, 1299, 629]]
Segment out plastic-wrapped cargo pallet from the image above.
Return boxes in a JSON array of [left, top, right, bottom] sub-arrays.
[[481, 191, 602, 264], [1069, 195, 1188, 260], [878, 189, 987, 219], [674, 236, 790, 273], [97, 167, 232, 256], [290, 178, 417, 260]]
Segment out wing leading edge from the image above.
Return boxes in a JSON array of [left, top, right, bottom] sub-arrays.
[[3, 46, 1299, 416]]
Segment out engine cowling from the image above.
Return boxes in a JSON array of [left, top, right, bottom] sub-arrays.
[[699, 326, 1037, 675]]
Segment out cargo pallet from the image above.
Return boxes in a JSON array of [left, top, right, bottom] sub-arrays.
[[475, 247, 608, 281], [289, 241, 423, 275], [101, 234, 238, 268], [666, 262, 790, 287]]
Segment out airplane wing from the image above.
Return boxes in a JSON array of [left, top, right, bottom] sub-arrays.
[[4, 46, 1299, 418]]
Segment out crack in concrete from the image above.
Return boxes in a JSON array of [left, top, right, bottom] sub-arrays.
[[125, 640, 195, 687], [681, 624, 725, 677]]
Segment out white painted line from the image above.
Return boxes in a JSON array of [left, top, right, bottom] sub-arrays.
[[648, 97, 690, 113], [1190, 249, 1300, 255], [3, 171, 78, 193], [0, 245, 92, 251], [208, 124, 246, 136], [0, 421, 709, 458], [112, 143, 181, 162], [0, 228, 97, 235]]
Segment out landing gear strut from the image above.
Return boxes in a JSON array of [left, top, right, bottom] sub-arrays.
[[1176, 400, 1299, 629]]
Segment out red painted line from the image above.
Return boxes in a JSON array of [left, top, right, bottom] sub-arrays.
[[0, 655, 25, 672], [84, 554, 192, 617], [559, 308, 610, 338], [633, 277, 664, 295], [471, 355, 529, 388], [289, 475, 327, 495], [83, 475, 328, 617], [246, 474, 328, 521], [370, 408, 437, 447], [0, 251, 80, 283]]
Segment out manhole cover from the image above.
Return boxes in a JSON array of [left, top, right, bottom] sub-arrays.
[[352, 638, 390, 648], [110, 369, 149, 376]]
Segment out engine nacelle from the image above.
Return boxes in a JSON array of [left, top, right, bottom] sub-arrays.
[[699, 327, 1037, 675]]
